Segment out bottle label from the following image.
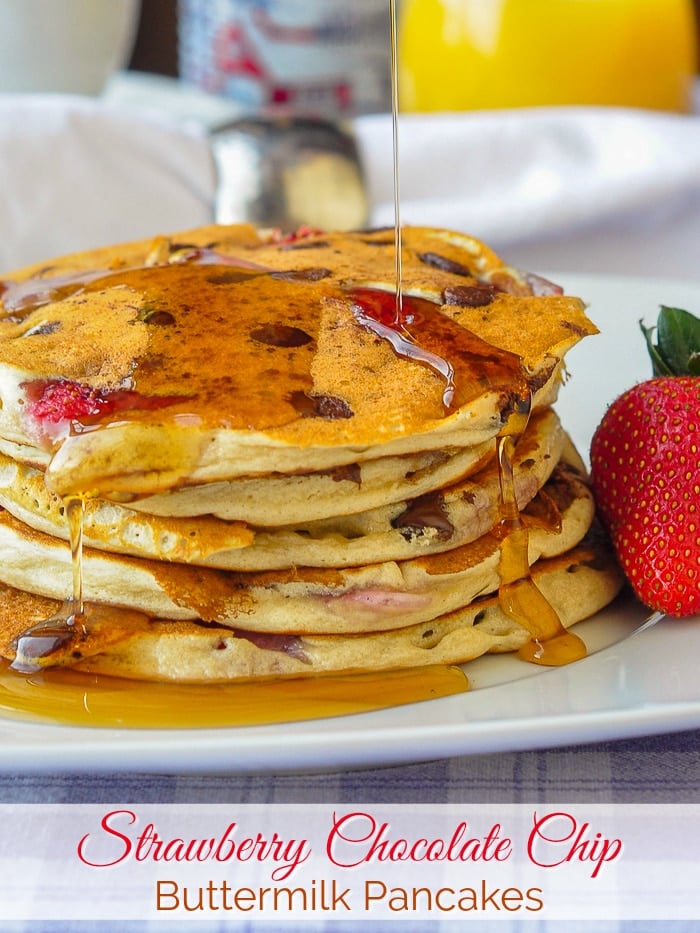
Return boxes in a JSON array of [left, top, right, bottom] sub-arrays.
[[178, 0, 392, 116]]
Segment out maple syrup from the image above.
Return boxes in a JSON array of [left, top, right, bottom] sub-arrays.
[[495, 404, 587, 666], [66, 496, 85, 615], [0, 659, 468, 728], [390, 0, 403, 323], [346, 287, 525, 411], [10, 494, 92, 674]]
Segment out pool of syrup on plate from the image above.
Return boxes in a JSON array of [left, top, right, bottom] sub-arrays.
[[0, 658, 469, 728]]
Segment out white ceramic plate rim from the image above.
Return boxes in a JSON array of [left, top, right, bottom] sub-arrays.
[[1, 271, 699, 774]]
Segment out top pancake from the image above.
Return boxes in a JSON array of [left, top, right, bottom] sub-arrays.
[[0, 224, 596, 500]]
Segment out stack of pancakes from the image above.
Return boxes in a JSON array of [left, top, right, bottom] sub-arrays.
[[0, 224, 623, 682]]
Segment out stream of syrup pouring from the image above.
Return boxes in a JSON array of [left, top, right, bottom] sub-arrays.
[[386, 0, 584, 668], [1, 0, 584, 729]]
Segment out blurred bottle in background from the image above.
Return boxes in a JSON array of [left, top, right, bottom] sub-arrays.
[[398, 0, 698, 113], [178, 0, 392, 117]]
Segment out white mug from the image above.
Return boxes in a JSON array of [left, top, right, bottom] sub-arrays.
[[0, 0, 141, 95]]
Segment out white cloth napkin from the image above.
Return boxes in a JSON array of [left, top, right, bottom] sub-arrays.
[[0, 93, 214, 272], [2, 88, 700, 284], [354, 106, 700, 282]]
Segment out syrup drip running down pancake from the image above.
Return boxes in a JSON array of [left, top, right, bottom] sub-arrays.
[[0, 224, 622, 689], [0, 408, 564, 570], [1, 532, 622, 684], [0, 449, 597, 639]]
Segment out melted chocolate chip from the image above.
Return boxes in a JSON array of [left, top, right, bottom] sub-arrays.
[[417, 251, 472, 277], [250, 324, 314, 348], [442, 284, 496, 308], [499, 391, 532, 424], [289, 391, 354, 420], [318, 463, 362, 485], [579, 526, 616, 572], [526, 360, 557, 395], [279, 240, 330, 251], [561, 319, 590, 338], [522, 486, 563, 534], [206, 270, 262, 286], [270, 268, 331, 282], [392, 491, 454, 541], [141, 310, 176, 326]]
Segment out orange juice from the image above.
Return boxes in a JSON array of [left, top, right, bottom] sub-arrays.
[[398, 0, 698, 112]]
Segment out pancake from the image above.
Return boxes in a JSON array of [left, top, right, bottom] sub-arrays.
[[0, 224, 596, 503], [0, 448, 593, 636], [100, 441, 497, 524], [0, 407, 563, 570], [0, 223, 618, 692], [0, 438, 497, 526], [0, 530, 624, 682]]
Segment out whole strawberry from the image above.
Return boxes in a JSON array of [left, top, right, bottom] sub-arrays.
[[590, 305, 700, 617]]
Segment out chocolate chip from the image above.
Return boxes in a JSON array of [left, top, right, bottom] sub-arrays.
[[318, 463, 362, 485], [251, 324, 314, 347], [392, 491, 454, 541], [279, 240, 330, 251], [141, 310, 176, 326], [289, 391, 354, 420], [526, 360, 557, 394], [206, 270, 260, 286], [270, 268, 332, 282], [417, 251, 472, 277], [561, 320, 589, 338], [442, 284, 496, 307]]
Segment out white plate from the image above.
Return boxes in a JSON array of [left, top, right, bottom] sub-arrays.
[[1, 272, 699, 774]]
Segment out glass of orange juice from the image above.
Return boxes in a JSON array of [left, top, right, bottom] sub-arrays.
[[398, 0, 698, 113]]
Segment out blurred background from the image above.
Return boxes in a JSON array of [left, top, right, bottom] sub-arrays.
[[129, 0, 178, 78], [2, 0, 700, 277], [127, 0, 700, 113], [1, 0, 698, 113], [129, 0, 700, 109]]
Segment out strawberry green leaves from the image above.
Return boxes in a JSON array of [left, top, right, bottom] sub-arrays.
[[640, 305, 700, 377]]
